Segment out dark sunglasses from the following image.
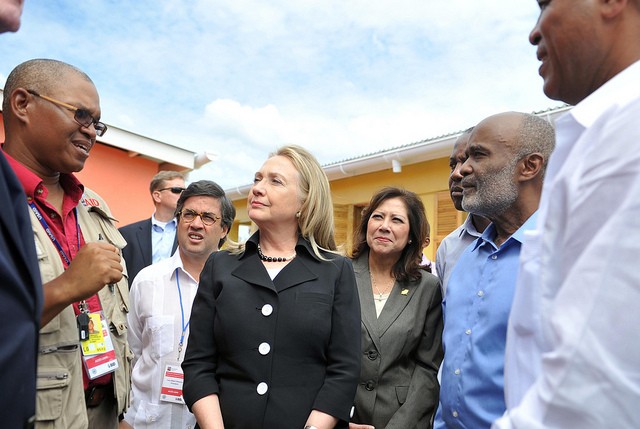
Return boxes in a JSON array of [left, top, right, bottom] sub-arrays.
[[27, 89, 108, 137], [157, 187, 185, 194]]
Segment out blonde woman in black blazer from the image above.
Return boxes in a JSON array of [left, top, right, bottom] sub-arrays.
[[183, 145, 361, 429], [349, 187, 443, 429]]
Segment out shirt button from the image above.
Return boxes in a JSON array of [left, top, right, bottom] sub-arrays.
[[477, 290, 485, 297], [261, 304, 273, 316], [454, 368, 461, 375], [257, 382, 268, 395], [365, 380, 375, 391], [491, 255, 497, 260], [452, 411, 459, 418], [258, 342, 271, 355], [465, 329, 472, 335], [367, 350, 378, 360]]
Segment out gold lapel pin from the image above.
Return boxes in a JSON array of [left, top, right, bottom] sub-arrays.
[[401, 289, 409, 295]]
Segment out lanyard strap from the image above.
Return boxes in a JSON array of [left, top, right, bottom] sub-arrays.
[[176, 268, 191, 361], [28, 201, 80, 267]]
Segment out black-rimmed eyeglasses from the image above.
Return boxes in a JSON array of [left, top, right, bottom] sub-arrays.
[[27, 89, 108, 137], [178, 209, 220, 226], [158, 187, 185, 194]]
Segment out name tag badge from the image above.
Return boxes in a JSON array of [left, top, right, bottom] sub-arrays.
[[82, 312, 119, 379], [160, 363, 185, 405]]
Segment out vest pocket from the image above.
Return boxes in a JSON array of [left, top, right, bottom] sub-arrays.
[[36, 368, 71, 421]]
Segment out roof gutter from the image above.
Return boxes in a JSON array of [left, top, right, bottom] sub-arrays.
[[223, 104, 572, 201]]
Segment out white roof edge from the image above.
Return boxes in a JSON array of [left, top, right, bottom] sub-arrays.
[[97, 124, 196, 169], [224, 105, 572, 200]]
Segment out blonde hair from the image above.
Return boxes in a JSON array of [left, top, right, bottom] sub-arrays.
[[275, 145, 337, 257], [229, 145, 337, 259]]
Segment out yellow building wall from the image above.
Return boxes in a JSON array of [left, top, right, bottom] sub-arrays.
[[227, 155, 463, 262]]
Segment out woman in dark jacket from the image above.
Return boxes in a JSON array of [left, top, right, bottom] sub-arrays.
[[349, 187, 443, 429], [183, 145, 361, 429]]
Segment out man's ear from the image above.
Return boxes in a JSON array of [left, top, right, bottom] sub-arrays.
[[151, 190, 162, 204], [518, 153, 544, 182], [220, 225, 230, 242], [11, 88, 32, 124], [600, 0, 628, 19]]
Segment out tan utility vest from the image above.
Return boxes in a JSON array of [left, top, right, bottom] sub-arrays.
[[31, 188, 131, 429]]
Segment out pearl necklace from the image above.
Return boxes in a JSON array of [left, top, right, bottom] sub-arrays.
[[257, 243, 296, 262], [371, 274, 394, 301]]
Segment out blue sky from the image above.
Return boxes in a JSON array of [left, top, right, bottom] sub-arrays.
[[0, 0, 556, 190]]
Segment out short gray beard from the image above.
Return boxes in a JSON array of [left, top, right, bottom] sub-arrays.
[[462, 159, 519, 218]]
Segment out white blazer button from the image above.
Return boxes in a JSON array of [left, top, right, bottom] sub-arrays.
[[257, 382, 268, 395], [261, 304, 273, 316], [258, 342, 271, 355]]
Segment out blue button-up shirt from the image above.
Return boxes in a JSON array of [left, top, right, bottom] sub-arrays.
[[434, 212, 537, 429], [151, 214, 177, 264]]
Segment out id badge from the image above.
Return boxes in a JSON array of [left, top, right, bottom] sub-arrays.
[[160, 363, 185, 405], [81, 313, 107, 355], [82, 312, 119, 380]]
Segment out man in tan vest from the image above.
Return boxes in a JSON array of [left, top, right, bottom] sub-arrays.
[[2, 58, 130, 429]]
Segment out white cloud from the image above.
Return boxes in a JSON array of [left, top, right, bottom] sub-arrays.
[[1, 0, 553, 190]]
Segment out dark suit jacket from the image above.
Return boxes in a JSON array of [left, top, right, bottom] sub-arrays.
[[0, 152, 42, 429], [183, 232, 361, 429], [119, 217, 177, 286], [351, 252, 443, 429]]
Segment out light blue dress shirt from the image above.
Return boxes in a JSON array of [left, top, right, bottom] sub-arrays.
[[151, 214, 177, 264], [434, 212, 537, 429]]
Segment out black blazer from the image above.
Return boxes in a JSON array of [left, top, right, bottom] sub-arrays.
[[0, 152, 42, 429], [351, 252, 443, 429], [119, 218, 178, 286], [183, 233, 361, 429]]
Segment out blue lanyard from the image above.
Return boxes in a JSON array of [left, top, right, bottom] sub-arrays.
[[28, 201, 80, 267], [176, 268, 191, 361]]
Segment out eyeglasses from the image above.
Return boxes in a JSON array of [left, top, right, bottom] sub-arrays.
[[157, 187, 185, 194], [178, 209, 220, 226], [27, 89, 108, 137]]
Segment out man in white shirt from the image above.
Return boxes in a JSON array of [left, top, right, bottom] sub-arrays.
[[493, 1, 640, 428], [120, 171, 185, 286], [122, 180, 236, 429], [435, 128, 490, 293]]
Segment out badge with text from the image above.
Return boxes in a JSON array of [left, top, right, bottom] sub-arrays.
[[82, 312, 119, 379], [160, 363, 186, 404], [81, 313, 107, 356]]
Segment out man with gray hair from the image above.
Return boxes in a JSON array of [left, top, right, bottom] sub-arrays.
[[434, 111, 554, 429], [435, 127, 490, 293], [122, 180, 235, 428], [120, 170, 185, 286]]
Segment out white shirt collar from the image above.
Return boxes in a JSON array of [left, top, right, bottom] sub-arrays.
[[563, 59, 640, 129]]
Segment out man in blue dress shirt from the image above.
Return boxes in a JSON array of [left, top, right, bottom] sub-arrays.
[[434, 111, 555, 429], [119, 171, 184, 286]]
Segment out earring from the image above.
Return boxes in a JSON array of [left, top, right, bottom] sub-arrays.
[[296, 211, 301, 218], [408, 239, 412, 244]]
